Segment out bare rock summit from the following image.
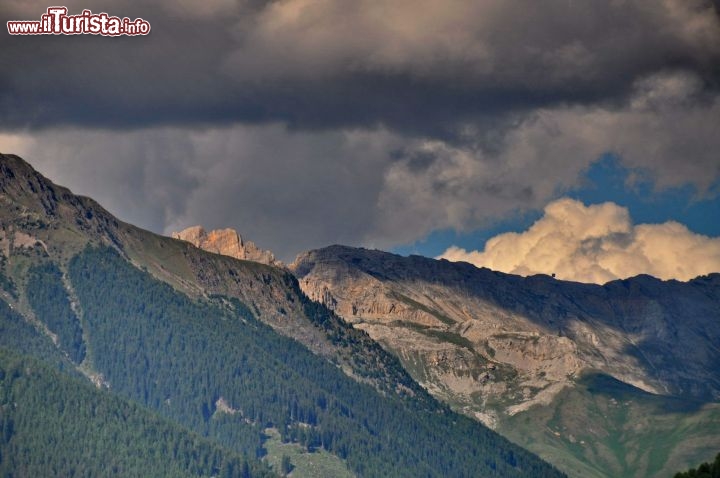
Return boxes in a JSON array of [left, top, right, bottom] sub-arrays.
[[172, 225, 280, 266]]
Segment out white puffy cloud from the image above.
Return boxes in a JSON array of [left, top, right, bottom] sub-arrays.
[[439, 198, 720, 284]]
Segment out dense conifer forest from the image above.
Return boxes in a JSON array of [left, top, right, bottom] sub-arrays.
[[26, 262, 86, 363], [0, 243, 565, 477], [0, 348, 273, 477], [61, 246, 561, 477], [0, 233, 561, 478]]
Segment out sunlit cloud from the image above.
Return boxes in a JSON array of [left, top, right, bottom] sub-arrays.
[[439, 198, 720, 283]]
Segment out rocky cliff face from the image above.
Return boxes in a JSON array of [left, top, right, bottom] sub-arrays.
[[290, 246, 720, 426], [172, 226, 280, 266]]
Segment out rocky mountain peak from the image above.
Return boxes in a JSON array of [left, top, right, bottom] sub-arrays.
[[1, 153, 62, 215], [172, 225, 280, 266], [0, 154, 123, 258]]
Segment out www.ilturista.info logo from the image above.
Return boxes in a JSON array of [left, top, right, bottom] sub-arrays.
[[7, 6, 150, 36]]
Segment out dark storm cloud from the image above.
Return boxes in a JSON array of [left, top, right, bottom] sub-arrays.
[[1, 0, 718, 134], [7, 128, 203, 231], [2, 0, 720, 259], [5, 125, 397, 260]]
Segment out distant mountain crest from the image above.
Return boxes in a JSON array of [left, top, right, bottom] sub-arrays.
[[172, 225, 280, 266]]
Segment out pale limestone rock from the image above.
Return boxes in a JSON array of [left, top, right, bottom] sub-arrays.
[[172, 226, 280, 266]]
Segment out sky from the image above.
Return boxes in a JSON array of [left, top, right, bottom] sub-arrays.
[[1, 0, 719, 282]]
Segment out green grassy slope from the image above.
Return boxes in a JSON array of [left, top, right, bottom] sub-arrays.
[[499, 373, 720, 478], [262, 427, 355, 478]]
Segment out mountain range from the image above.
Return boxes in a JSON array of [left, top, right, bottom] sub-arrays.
[[1, 152, 718, 477], [0, 153, 563, 477], [291, 246, 720, 477]]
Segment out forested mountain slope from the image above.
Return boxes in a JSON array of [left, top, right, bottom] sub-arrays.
[[0, 347, 273, 478], [0, 153, 564, 477], [0, 153, 420, 401]]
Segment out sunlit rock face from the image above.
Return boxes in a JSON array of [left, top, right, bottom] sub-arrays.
[[172, 226, 280, 266], [290, 245, 720, 428]]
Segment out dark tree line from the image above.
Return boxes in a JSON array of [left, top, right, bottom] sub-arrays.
[[675, 453, 720, 478]]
